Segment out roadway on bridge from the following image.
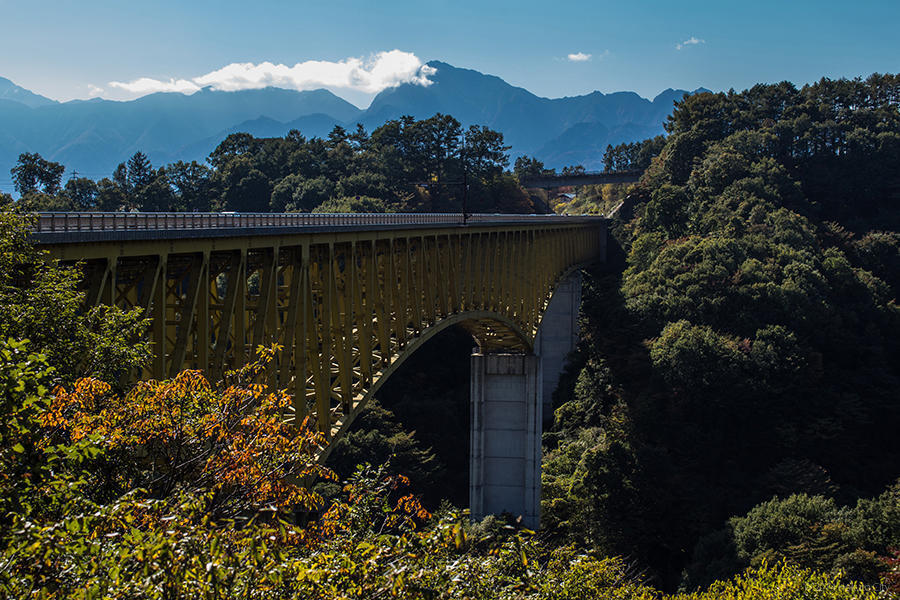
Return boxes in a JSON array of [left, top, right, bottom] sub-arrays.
[[521, 169, 642, 189]]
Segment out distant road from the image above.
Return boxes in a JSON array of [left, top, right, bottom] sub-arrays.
[[522, 169, 643, 189]]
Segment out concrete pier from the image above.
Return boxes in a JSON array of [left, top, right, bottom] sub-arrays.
[[469, 353, 542, 529], [534, 272, 582, 423]]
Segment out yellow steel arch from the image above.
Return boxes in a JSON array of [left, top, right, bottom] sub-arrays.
[[317, 309, 530, 460], [38, 219, 606, 447]]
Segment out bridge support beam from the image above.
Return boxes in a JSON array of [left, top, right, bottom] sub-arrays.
[[469, 352, 541, 529], [535, 272, 582, 423]]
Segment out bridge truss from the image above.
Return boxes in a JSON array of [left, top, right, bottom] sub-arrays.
[[34, 213, 606, 444]]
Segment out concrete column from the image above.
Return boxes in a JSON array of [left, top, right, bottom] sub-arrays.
[[534, 272, 582, 423], [470, 352, 541, 529]]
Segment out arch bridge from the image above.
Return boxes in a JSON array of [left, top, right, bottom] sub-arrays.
[[521, 169, 642, 189], [32, 212, 608, 527]]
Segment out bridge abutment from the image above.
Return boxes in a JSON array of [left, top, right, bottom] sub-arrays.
[[469, 352, 542, 529]]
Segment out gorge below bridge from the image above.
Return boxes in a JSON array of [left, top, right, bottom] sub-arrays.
[[32, 211, 609, 527]]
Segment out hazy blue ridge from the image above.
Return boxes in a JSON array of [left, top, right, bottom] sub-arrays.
[[0, 62, 703, 192], [0, 77, 58, 108]]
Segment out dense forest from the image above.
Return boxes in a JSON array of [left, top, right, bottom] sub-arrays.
[[1, 73, 900, 598], [542, 73, 900, 588], [0, 113, 544, 216]]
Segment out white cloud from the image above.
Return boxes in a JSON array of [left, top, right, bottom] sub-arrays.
[[87, 84, 105, 97], [108, 50, 436, 97], [567, 52, 592, 62], [110, 77, 200, 95], [676, 37, 705, 50]]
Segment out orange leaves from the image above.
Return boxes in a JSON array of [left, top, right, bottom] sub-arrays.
[[43, 377, 113, 442], [384, 490, 431, 530], [116, 370, 213, 448], [396, 494, 431, 521], [42, 346, 334, 515], [301, 466, 432, 551], [203, 401, 332, 512], [47, 370, 214, 451]]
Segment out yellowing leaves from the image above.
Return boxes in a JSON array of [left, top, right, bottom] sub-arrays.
[[43, 345, 334, 514]]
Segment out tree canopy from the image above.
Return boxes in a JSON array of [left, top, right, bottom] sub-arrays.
[[8, 113, 533, 215], [543, 73, 900, 589]]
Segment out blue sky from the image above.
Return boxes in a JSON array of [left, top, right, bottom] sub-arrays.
[[1, 0, 898, 106]]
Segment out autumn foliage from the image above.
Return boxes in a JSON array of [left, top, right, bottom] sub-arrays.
[[885, 548, 900, 594], [43, 345, 334, 513]]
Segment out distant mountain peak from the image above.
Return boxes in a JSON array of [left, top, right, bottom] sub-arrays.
[[651, 87, 708, 108], [0, 61, 710, 193], [0, 76, 57, 108]]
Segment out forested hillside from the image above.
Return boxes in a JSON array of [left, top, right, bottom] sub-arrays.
[[543, 73, 900, 589], [1, 73, 899, 598]]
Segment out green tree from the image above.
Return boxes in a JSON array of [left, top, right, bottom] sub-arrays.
[[270, 173, 305, 212], [463, 124, 510, 177], [514, 155, 548, 180], [62, 177, 99, 211], [166, 160, 214, 212], [126, 151, 153, 190], [288, 175, 334, 212], [10, 153, 65, 196], [219, 157, 271, 212], [545, 72, 900, 589], [0, 213, 149, 385], [562, 164, 586, 175], [642, 183, 688, 237], [324, 400, 443, 501], [313, 195, 388, 213], [335, 171, 389, 200], [208, 132, 257, 170], [94, 177, 128, 211]]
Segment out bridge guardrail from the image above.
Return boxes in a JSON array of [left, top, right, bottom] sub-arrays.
[[31, 212, 605, 233]]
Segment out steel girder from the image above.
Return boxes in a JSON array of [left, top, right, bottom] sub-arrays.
[[39, 221, 606, 444]]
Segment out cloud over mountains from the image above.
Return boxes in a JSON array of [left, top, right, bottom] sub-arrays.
[[0, 61, 705, 194], [105, 50, 435, 97]]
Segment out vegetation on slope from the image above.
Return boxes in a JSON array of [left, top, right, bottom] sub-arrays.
[[2, 72, 900, 597], [7, 210, 886, 598], [542, 73, 900, 589]]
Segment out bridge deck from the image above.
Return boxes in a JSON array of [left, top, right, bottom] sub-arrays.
[[521, 170, 642, 189], [30, 211, 606, 244]]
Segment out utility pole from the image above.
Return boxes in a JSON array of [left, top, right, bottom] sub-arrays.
[[461, 135, 469, 225]]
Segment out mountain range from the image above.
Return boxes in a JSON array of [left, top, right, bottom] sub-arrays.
[[0, 62, 708, 192]]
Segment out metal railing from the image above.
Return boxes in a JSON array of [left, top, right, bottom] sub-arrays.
[[541, 169, 643, 178], [31, 212, 605, 233]]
